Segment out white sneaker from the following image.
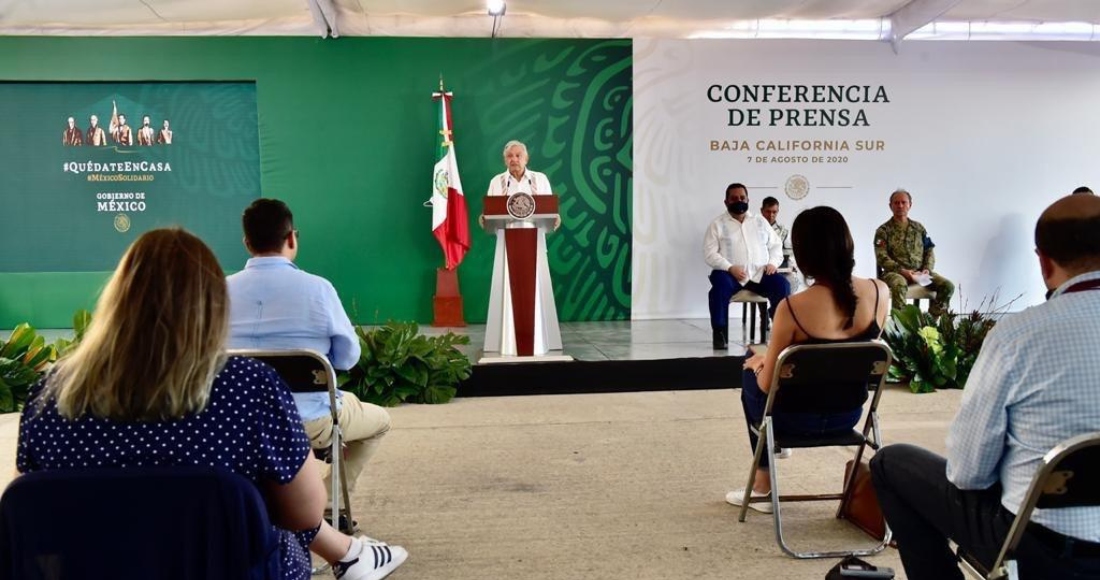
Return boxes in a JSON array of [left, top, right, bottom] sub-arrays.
[[725, 488, 774, 513], [775, 447, 792, 459], [333, 538, 408, 580]]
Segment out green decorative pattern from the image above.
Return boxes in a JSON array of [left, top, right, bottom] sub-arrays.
[[475, 40, 633, 321]]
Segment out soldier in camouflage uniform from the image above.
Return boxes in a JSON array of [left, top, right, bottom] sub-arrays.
[[874, 189, 955, 315]]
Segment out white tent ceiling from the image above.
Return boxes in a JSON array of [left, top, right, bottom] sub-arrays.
[[2, 0, 1100, 39]]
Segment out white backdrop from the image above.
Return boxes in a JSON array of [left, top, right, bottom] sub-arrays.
[[633, 39, 1100, 319]]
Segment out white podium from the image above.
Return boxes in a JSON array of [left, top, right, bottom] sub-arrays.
[[480, 193, 570, 362]]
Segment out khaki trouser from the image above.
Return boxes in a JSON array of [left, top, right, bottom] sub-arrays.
[[302, 391, 391, 494], [880, 271, 955, 317]]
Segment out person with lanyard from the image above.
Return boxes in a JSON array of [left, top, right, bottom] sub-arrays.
[[870, 194, 1100, 579]]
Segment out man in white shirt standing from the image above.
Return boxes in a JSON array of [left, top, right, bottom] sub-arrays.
[[704, 183, 789, 349], [482, 140, 560, 230]]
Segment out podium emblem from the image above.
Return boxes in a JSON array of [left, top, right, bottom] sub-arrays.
[[506, 192, 536, 219]]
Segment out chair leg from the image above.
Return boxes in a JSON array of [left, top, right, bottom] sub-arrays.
[[759, 303, 769, 342], [750, 305, 757, 342], [330, 427, 342, 528], [738, 421, 770, 523]]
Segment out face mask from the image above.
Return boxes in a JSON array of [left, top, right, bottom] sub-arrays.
[[726, 201, 749, 215]]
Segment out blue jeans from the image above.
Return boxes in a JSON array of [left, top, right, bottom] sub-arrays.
[[709, 270, 790, 330], [740, 369, 861, 469]]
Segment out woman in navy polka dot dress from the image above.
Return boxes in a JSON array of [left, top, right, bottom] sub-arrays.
[[16, 228, 406, 580]]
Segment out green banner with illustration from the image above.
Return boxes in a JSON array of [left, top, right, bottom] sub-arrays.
[[0, 82, 258, 272]]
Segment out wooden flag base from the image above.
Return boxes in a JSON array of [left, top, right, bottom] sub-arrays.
[[432, 267, 466, 327]]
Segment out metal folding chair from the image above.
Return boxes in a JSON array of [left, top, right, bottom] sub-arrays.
[[731, 289, 769, 343], [905, 283, 936, 310], [229, 349, 354, 536], [957, 431, 1100, 580], [737, 341, 894, 559]]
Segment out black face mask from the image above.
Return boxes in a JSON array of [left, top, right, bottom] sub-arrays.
[[726, 201, 749, 215]]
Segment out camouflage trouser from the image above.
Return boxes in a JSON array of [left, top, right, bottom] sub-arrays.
[[880, 271, 955, 316]]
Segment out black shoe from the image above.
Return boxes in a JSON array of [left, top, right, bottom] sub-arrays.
[[712, 328, 728, 349], [325, 512, 360, 534]]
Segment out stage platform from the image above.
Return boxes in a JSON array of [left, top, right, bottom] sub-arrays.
[[423, 319, 756, 398], [15, 318, 758, 398]]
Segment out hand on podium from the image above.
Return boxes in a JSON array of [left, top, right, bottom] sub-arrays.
[[478, 214, 486, 229], [553, 215, 561, 231]]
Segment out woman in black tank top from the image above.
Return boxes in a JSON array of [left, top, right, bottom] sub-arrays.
[[727, 207, 889, 512]]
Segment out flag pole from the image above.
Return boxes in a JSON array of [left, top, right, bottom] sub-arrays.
[[431, 76, 467, 327]]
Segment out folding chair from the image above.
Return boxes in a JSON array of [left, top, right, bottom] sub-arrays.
[[731, 289, 769, 343], [905, 284, 936, 311], [0, 465, 281, 580], [737, 341, 894, 559], [229, 349, 354, 536], [957, 431, 1100, 580]]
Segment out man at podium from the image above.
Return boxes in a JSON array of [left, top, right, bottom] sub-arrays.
[[479, 139, 565, 358], [482, 140, 560, 231]]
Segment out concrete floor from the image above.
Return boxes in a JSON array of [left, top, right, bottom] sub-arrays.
[[0, 319, 961, 579], [0, 385, 958, 580]]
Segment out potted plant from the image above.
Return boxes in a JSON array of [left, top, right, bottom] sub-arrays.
[[0, 309, 93, 412], [883, 294, 1017, 393], [340, 321, 472, 407]]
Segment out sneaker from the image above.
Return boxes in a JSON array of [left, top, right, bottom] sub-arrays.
[[333, 538, 408, 580], [725, 488, 774, 513], [775, 447, 792, 459]]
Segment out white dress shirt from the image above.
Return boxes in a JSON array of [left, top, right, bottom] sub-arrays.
[[703, 210, 783, 283], [487, 169, 552, 197]]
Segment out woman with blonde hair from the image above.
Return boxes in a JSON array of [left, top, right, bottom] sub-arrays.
[[16, 228, 405, 580], [726, 207, 890, 512]]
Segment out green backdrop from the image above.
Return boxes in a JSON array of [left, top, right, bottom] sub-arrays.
[[0, 37, 633, 328]]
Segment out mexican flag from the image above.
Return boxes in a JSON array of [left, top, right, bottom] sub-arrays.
[[430, 82, 470, 270]]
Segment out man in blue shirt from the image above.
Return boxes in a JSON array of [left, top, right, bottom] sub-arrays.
[[227, 199, 391, 506], [870, 194, 1100, 579]]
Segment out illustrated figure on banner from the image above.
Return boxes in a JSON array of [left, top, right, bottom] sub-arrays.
[[86, 115, 107, 147], [62, 117, 83, 146], [157, 119, 173, 145], [137, 115, 155, 146]]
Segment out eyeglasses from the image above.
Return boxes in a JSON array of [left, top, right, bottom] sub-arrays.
[[286, 229, 300, 240]]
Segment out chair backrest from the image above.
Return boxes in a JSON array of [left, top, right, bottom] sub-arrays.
[[767, 341, 892, 415], [0, 465, 280, 580], [1032, 432, 1100, 510], [992, 431, 1100, 575], [228, 349, 337, 395]]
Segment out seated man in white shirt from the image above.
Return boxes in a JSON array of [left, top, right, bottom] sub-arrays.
[[870, 194, 1100, 579], [704, 183, 790, 349], [227, 199, 392, 529]]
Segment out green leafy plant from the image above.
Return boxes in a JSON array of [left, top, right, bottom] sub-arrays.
[[884, 294, 1016, 393], [0, 309, 93, 412], [339, 321, 472, 407]]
